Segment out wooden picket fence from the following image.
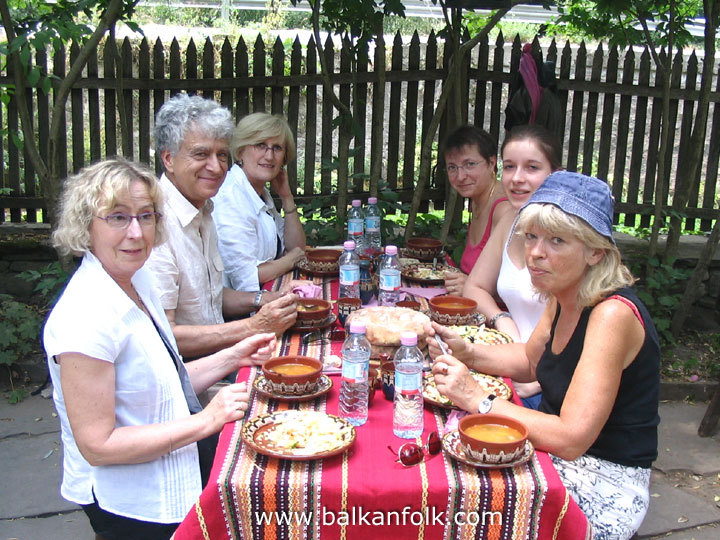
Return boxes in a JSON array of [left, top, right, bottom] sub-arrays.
[[1, 30, 719, 231]]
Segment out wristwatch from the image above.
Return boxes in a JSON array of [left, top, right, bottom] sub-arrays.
[[253, 290, 265, 309], [477, 394, 497, 414]]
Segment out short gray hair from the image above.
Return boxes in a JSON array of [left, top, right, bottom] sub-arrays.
[[153, 93, 234, 156], [52, 158, 166, 257]]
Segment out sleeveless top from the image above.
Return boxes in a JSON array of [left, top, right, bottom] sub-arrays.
[[495, 219, 546, 342], [460, 196, 509, 274], [536, 287, 660, 468]]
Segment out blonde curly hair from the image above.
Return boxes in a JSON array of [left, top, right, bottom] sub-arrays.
[[52, 158, 165, 257]]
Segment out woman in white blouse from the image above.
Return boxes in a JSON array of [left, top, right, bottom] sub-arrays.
[[213, 113, 307, 291], [44, 158, 275, 540]]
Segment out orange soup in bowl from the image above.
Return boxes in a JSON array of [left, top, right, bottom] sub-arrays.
[[464, 423, 524, 444], [269, 363, 319, 376]]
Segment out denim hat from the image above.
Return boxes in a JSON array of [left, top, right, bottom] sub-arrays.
[[521, 171, 615, 244]]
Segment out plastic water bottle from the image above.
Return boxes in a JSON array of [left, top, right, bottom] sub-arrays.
[[347, 199, 365, 252], [377, 245, 401, 307], [393, 331, 424, 439], [338, 240, 360, 299], [364, 196, 382, 257], [339, 322, 372, 426]]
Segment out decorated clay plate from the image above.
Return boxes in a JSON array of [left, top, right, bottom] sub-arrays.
[[241, 410, 356, 460], [402, 263, 461, 285], [400, 248, 447, 262], [296, 258, 339, 277], [253, 374, 333, 402], [442, 431, 534, 468], [448, 325, 514, 345], [423, 371, 512, 409], [290, 313, 338, 332]]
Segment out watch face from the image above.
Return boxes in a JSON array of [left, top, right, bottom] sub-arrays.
[[478, 394, 496, 414]]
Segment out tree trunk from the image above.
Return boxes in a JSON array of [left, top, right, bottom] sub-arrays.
[[405, 4, 513, 241]]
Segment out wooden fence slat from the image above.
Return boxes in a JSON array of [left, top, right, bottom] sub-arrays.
[[303, 37, 317, 197], [153, 38, 166, 173], [87, 45, 101, 165], [581, 42, 602, 175], [169, 39, 181, 97], [338, 37, 352, 198], [701, 66, 720, 231], [352, 41, 369, 193], [287, 37, 302, 191], [122, 38, 134, 159], [597, 45, 618, 181], [235, 38, 249, 118], [139, 38, 151, 165], [681, 52, 700, 232], [70, 42, 85, 172], [489, 32, 504, 146], [370, 35, 385, 195], [186, 38, 198, 97], [387, 32, 404, 190], [558, 41, 573, 158], [641, 50, 664, 229], [202, 37, 215, 102], [566, 41, 586, 172], [625, 48, 651, 227], [320, 35, 334, 196], [54, 43, 68, 180], [252, 35, 265, 112], [402, 32, 421, 191], [7, 59, 21, 223], [103, 40, 118, 157], [220, 38, 234, 112], [22, 52, 37, 223], [459, 28, 472, 125], [662, 51, 684, 205], [271, 37, 285, 115], [612, 47, 635, 207], [422, 31, 438, 211], [473, 33, 489, 130]]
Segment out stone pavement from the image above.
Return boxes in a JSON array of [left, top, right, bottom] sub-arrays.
[[1, 389, 718, 540]]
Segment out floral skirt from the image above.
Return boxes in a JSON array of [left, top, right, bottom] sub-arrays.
[[551, 453, 651, 540]]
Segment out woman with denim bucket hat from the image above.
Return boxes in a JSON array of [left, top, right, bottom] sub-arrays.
[[463, 125, 563, 407], [428, 171, 660, 540]]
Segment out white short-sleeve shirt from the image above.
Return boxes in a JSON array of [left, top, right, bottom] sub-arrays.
[[145, 174, 225, 326], [43, 252, 201, 523], [212, 164, 285, 291]]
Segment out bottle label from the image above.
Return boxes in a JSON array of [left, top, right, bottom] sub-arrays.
[[348, 219, 363, 237], [365, 216, 380, 233], [341, 358, 368, 383], [379, 269, 401, 291], [339, 264, 360, 286], [395, 370, 421, 395]]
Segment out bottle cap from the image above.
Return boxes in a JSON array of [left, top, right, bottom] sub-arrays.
[[400, 331, 418, 346], [385, 245, 398, 256], [344, 240, 356, 250], [352, 199, 361, 207], [349, 322, 366, 334], [368, 197, 378, 204]]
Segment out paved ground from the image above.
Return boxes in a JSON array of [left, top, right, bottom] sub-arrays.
[[1, 388, 718, 539]]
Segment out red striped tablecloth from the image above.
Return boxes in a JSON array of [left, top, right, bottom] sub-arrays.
[[173, 270, 591, 540]]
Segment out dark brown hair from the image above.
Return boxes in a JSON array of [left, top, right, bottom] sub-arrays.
[[443, 125, 498, 170], [500, 124, 562, 171]]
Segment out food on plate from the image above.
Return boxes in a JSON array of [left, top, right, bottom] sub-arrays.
[[464, 423, 524, 444], [346, 306, 430, 346], [448, 325, 513, 345], [423, 371, 512, 407], [255, 411, 353, 455], [268, 362, 318, 376], [410, 267, 446, 280]]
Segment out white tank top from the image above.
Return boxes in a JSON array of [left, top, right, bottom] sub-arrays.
[[496, 224, 546, 342]]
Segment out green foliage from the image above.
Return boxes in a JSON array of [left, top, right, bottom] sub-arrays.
[[18, 261, 72, 309], [633, 256, 691, 344], [0, 294, 42, 403]]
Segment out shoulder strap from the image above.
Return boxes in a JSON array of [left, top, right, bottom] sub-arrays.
[[607, 294, 645, 329]]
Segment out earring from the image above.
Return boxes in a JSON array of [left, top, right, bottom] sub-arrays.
[[238, 159, 243, 167]]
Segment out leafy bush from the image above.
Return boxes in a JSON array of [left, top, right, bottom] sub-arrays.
[[0, 295, 42, 403]]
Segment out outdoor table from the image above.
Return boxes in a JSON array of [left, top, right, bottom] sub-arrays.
[[173, 269, 591, 540]]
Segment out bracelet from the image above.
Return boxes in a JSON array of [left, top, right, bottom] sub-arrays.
[[283, 205, 298, 216], [253, 290, 265, 309], [489, 311, 511, 328]]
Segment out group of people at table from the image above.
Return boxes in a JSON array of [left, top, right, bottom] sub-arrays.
[[44, 93, 659, 540]]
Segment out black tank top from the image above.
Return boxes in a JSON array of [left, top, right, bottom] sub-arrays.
[[536, 287, 660, 468]]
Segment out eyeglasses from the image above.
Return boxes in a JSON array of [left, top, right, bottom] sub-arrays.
[[446, 160, 483, 175], [95, 211, 162, 229], [387, 431, 441, 467], [254, 142, 285, 154]]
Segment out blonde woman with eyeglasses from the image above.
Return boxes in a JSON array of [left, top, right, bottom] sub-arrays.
[[212, 113, 307, 292], [441, 125, 511, 296]]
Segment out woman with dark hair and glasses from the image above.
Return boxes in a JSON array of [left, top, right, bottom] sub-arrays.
[[44, 158, 276, 540], [441, 125, 511, 296], [212, 112, 307, 292]]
